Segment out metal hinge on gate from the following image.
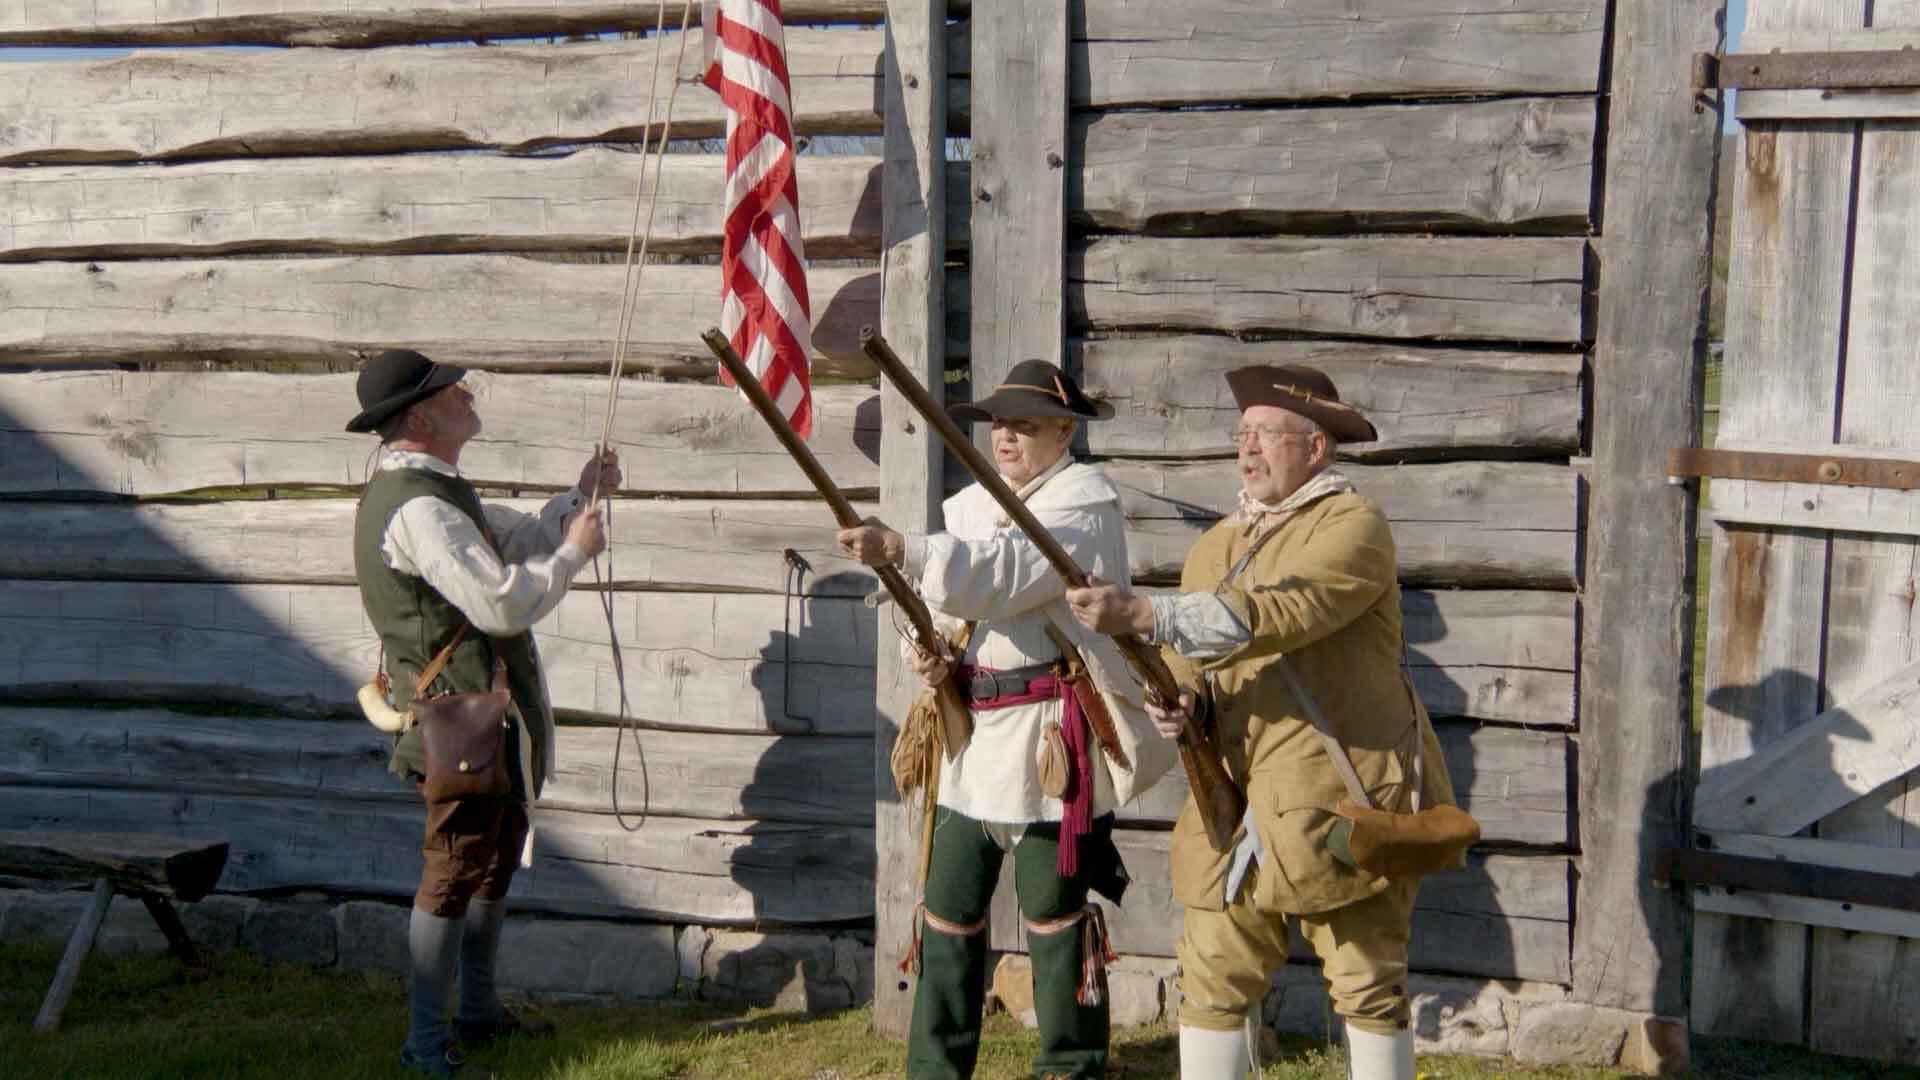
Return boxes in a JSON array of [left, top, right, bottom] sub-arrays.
[[1694, 48, 1920, 94], [1655, 846, 1920, 913], [1667, 447, 1920, 491]]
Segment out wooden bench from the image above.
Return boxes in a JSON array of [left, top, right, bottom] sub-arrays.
[[0, 832, 229, 1033]]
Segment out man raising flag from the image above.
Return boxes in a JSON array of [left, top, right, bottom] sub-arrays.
[[704, 0, 815, 438]]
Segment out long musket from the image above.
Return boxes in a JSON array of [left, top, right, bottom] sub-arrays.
[[701, 329, 971, 760], [859, 326, 1247, 851]]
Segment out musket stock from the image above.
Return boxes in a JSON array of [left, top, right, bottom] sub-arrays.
[[701, 329, 969, 756], [858, 326, 1247, 851]]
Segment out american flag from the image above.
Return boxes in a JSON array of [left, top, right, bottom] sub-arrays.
[[702, 0, 815, 438]]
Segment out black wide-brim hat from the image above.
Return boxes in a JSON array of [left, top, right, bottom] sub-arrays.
[[1225, 364, 1378, 443], [344, 349, 468, 434], [949, 359, 1115, 424]]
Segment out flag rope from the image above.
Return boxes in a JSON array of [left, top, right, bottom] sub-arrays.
[[593, 0, 699, 833]]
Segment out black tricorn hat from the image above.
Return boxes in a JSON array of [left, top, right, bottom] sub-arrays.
[[1225, 364, 1378, 443], [949, 359, 1115, 424], [344, 349, 467, 434]]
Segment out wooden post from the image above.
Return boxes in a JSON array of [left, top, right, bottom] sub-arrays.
[[1576, 0, 1725, 1018], [965, 0, 1067, 455], [872, 0, 948, 1038], [33, 878, 115, 1033]]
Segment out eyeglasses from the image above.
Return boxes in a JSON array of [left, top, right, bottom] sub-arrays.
[[1229, 425, 1318, 449]]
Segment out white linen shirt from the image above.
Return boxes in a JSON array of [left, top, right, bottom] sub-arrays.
[[902, 455, 1131, 825], [374, 448, 590, 785]]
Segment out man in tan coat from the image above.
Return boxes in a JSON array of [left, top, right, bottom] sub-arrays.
[[1065, 364, 1456, 1080]]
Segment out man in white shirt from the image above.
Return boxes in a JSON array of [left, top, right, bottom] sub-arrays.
[[837, 360, 1170, 1080], [346, 349, 616, 1078]]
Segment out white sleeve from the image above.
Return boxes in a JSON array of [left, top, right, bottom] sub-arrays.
[[383, 495, 588, 636], [905, 506, 1110, 623], [485, 488, 586, 564], [1148, 592, 1254, 660]]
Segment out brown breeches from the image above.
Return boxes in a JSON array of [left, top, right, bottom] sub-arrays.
[[413, 787, 529, 918]]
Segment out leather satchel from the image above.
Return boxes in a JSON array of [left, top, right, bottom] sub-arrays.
[[410, 625, 514, 805]]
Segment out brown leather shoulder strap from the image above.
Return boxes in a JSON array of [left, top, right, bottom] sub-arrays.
[[413, 623, 471, 698]]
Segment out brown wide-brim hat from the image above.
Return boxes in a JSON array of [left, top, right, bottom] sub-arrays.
[[949, 359, 1115, 424], [1225, 364, 1378, 443], [344, 349, 467, 433]]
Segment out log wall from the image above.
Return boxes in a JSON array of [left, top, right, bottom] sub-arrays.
[[0, 6, 906, 935]]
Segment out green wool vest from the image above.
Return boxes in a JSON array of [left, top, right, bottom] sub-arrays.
[[353, 466, 551, 798]]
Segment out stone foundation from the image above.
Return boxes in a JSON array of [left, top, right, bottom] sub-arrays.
[[0, 886, 1684, 1072]]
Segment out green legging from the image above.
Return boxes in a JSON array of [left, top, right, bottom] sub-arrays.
[[906, 808, 1120, 1080]]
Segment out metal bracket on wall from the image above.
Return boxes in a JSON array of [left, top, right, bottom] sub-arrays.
[[1667, 447, 1920, 491]]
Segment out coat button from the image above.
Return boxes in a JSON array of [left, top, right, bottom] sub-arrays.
[[458, 760, 470, 772]]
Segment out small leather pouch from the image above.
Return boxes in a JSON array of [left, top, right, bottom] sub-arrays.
[[416, 659, 512, 804], [1037, 720, 1070, 799]]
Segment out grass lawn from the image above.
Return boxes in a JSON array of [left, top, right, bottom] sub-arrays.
[[4, 943, 1916, 1080]]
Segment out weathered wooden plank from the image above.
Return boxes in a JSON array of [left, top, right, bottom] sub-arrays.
[[1073, 0, 1606, 107], [0, 581, 877, 734], [0, 371, 881, 498], [1705, 439, 1920, 536], [1808, 32, 1920, 1057], [1696, 888, 1920, 941], [1076, 338, 1582, 461], [0, 787, 874, 924], [1695, 658, 1920, 838], [1132, 586, 1575, 728], [993, 835, 1572, 983], [0, 256, 910, 378], [1076, 99, 1596, 236], [0, 707, 874, 826], [0, 830, 227, 901], [872, 0, 949, 1039], [1071, 237, 1586, 344], [0, 1, 942, 46], [1690, 0, 1861, 1040], [0, 31, 908, 164], [1, 498, 880, 597], [1574, 0, 1720, 1017], [1109, 460, 1576, 589], [2, 151, 895, 261], [1120, 721, 1571, 849]]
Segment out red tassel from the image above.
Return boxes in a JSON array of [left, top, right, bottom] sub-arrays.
[[897, 903, 925, 975]]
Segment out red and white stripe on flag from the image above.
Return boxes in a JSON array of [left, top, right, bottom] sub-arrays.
[[702, 0, 815, 438]]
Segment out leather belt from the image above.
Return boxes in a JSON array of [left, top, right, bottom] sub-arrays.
[[964, 662, 1057, 703]]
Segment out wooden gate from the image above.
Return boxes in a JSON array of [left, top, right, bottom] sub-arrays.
[[1689, 0, 1920, 1063]]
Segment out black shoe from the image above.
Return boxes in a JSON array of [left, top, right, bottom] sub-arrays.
[[400, 1042, 484, 1079], [456, 1010, 556, 1050]]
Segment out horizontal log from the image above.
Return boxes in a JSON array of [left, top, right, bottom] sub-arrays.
[[0, 581, 877, 734], [1108, 460, 1576, 588], [0, 371, 882, 498], [2, 460, 1574, 591], [993, 834, 1572, 983], [1076, 99, 1596, 235], [0, 255, 922, 378], [0, 2, 946, 46], [0, 786, 873, 924], [1121, 721, 1570, 848], [0, 829, 228, 901], [0, 574, 1567, 728], [1074, 0, 1606, 107], [0, 498, 881, 596], [0, 151, 967, 261], [0, 707, 873, 826], [1072, 237, 1587, 344], [0, 31, 915, 164], [1076, 337, 1582, 461]]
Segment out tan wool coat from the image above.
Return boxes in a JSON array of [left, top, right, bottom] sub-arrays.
[[1166, 489, 1457, 916]]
